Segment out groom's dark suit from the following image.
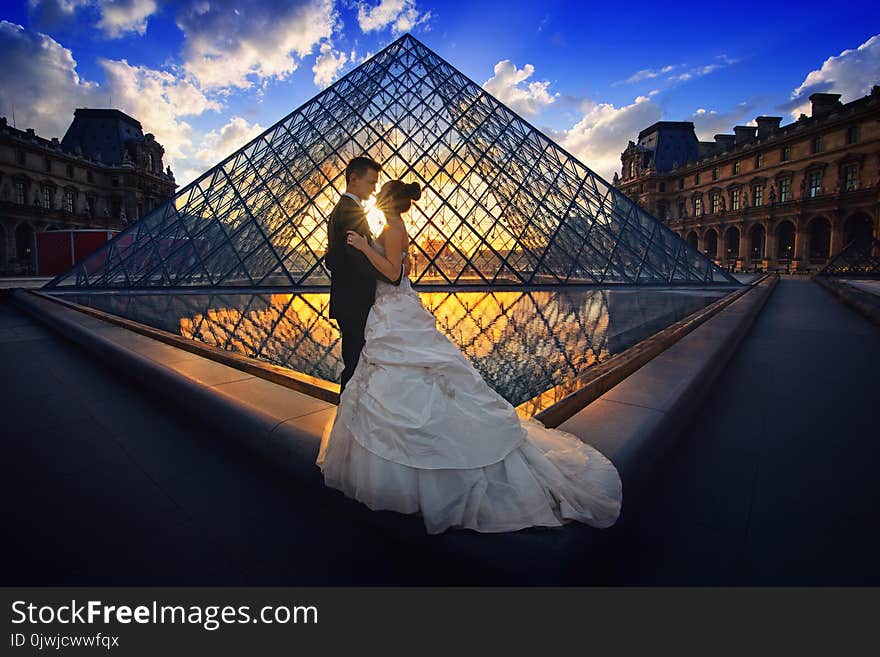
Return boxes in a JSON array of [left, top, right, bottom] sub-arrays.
[[326, 194, 401, 390]]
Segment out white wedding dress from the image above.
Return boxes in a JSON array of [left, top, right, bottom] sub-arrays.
[[317, 246, 622, 534]]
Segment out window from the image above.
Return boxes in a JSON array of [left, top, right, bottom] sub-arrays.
[[781, 146, 791, 162], [678, 178, 684, 190], [44, 157, 51, 173], [15, 181, 25, 205], [755, 153, 764, 168], [809, 171, 822, 198], [711, 194, 721, 214], [695, 172, 701, 185], [694, 196, 702, 215], [844, 164, 858, 191], [65, 189, 75, 213], [811, 136, 822, 154], [16, 150, 25, 165], [731, 190, 740, 211], [66, 164, 74, 178], [678, 201, 686, 218], [111, 176, 120, 187], [86, 196, 95, 216], [753, 184, 764, 207], [42, 186, 52, 209], [659, 182, 666, 193], [712, 167, 719, 181], [846, 125, 860, 145], [148, 153, 155, 171], [733, 161, 740, 175], [87, 170, 94, 183], [780, 178, 792, 202]]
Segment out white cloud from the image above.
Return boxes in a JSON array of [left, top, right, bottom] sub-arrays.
[[28, 0, 158, 38], [688, 103, 753, 140], [787, 33, 880, 118], [616, 64, 676, 85], [312, 41, 348, 88], [183, 115, 266, 181], [0, 20, 101, 138], [177, 0, 337, 89], [664, 55, 737, 83], [96, 0, 157, 38], [547, 95, 662, 182], [357, 0, 431, 35], [482, 60, 558, 117], [0, 21, 221, 185], [99, 57, 221, 163]]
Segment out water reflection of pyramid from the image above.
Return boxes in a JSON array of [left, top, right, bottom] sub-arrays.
[[48, 34, 737, 289]]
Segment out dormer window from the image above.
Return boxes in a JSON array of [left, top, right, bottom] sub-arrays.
[[148, 153, 155, 172], [755, 153, 764, 169], [811, 136, 822, 154]]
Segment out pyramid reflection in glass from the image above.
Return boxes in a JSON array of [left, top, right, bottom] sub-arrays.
[[61, 288, 724, 410], [47, 34, 737, 289]]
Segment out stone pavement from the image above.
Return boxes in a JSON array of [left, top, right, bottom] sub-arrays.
[[0, 294, 440, 585], [605, 278, 880, 584]]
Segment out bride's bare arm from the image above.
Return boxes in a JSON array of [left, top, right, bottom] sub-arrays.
[[346, 226, 405, 281]]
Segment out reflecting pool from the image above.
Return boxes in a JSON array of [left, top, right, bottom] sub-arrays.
[[55, 287, 729, 412]]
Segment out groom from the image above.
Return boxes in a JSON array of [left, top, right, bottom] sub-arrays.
[[326, 156, 402, 391]]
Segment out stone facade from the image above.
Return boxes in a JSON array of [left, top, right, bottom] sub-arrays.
[[0, 109, 176, 274], [615, 88, 880, 273]]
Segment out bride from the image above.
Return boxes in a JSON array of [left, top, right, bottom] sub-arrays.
[[317, 179, 622, 534]]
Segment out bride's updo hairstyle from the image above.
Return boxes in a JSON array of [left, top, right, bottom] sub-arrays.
[[376, 179, 421, 214]]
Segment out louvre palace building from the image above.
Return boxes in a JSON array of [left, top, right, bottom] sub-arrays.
[[615, 87, 880, 273], [0, 108, 176, 274]]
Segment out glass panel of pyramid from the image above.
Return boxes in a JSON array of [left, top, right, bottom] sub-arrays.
[[818, 239, 880, 277], [47, 34, 738, 289]]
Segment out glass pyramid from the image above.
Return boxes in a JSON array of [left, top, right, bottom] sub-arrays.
[[818, 239, 880, 277], [47, 34, 738, 290]]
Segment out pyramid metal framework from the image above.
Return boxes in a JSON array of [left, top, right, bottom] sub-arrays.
[[47, 34, 738, 290], [817, 239, 880, 278]]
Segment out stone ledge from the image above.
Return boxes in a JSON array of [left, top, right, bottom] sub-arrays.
[[812, 276, 880, 327], [559, 274, 778, 501]]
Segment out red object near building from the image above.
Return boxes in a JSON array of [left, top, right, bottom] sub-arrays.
[[36, 230, 118, 276]]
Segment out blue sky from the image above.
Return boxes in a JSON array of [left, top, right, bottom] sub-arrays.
[[1, 0, 878, 185]]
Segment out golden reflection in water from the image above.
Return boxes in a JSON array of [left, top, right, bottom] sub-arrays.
[[177, 289, 612, 415]]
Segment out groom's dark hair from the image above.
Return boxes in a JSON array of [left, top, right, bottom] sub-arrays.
[[345, 156, 382, 183]]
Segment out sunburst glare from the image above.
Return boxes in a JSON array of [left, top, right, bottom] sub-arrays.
[[364, 196, 387, 236]]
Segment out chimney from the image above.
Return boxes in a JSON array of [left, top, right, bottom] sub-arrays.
[[714, 134, 736, 148], [809, 93, 842, 118], [755, 116, 782, 139], [26, 128, 35, 136], [733, 125, 757, 145]]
